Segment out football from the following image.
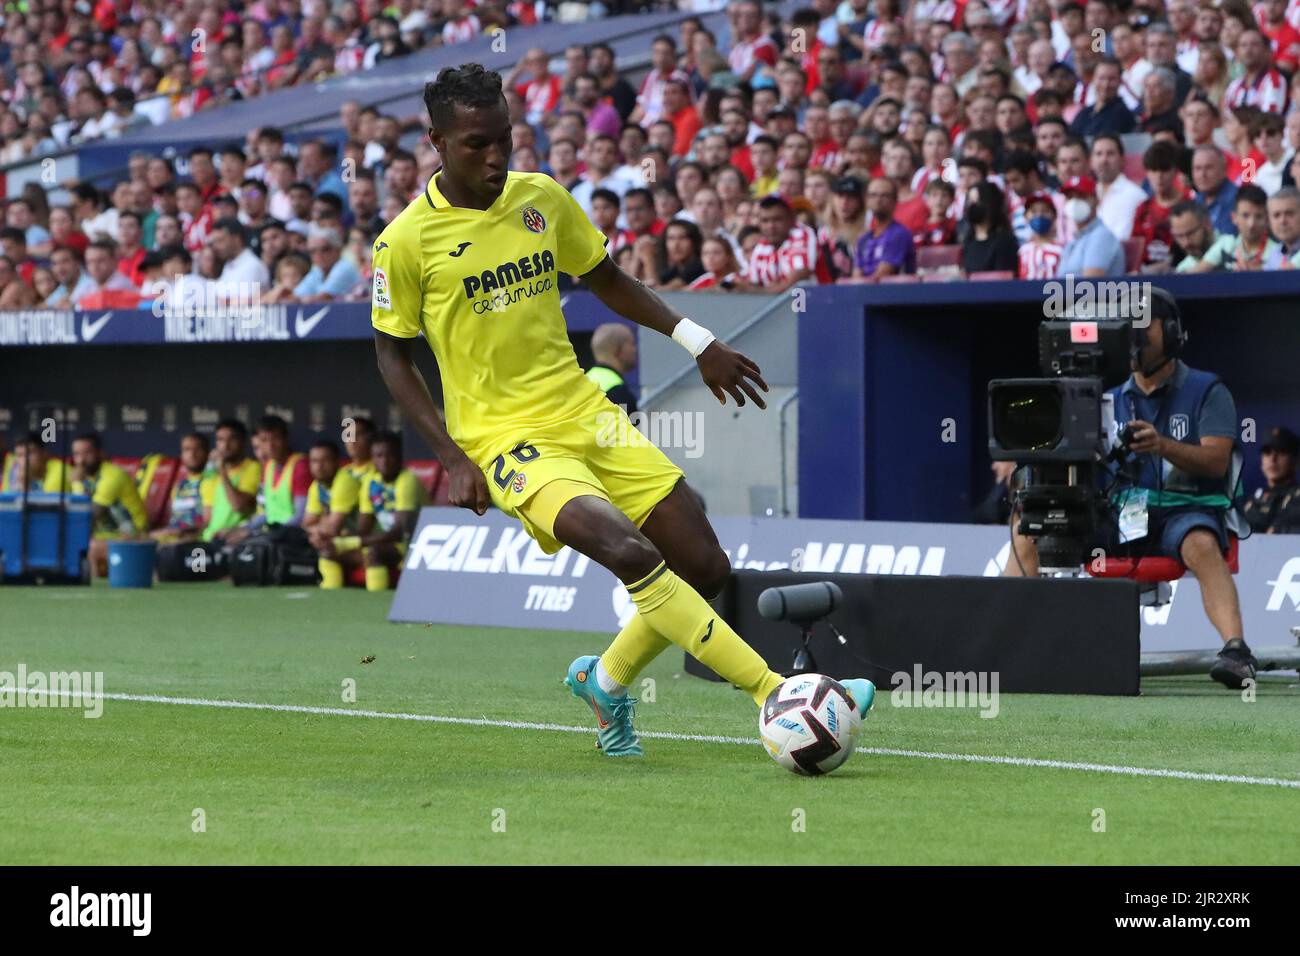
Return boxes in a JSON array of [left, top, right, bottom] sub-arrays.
[[759, 674, 863, 776]]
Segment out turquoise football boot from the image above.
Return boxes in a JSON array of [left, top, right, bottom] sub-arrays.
[[841, 678, 876, 719], [564, 655, 643, 757]]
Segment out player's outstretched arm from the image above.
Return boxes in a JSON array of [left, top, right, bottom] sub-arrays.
[[373, 331, 490, 515], [580, 256, 770, 409]]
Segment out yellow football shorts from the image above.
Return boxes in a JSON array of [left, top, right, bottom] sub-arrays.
[[482, 400, 684, 555]]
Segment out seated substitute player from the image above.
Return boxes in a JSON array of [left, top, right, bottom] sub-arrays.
[[344, 415, 377, 484], [1, 432, 68, 492], [149, 432, 218, 542], [303, 439, 362, 588], [317, 431, 425, 591], [1006, 291, 1256, 689], [201, 419, 262, 544], [370, 64, 876, 758], [69, 432, 148, 576], [225, 415, 311, 545]]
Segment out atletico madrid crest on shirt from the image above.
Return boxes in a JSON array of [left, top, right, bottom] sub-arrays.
[[521, 206, 546, 234]]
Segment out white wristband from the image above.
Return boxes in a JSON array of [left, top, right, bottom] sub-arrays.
[[671, 317, 716, 358]]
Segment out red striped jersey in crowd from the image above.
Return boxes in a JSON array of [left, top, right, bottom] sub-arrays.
[[518, 74, 563, 123], [1260, 17, 1300, 70], [636, 68, 691, 126], [334, 40, 366, 75], [687, 271, 738, 290], [811, 142, 845, 172], [728, 34, 779, 77], [744, 224, 830, 286], [1223, 68, 1288, 114], [442, 15, 482, 45], [1017, 241, 1063, 280], [863, 17, 903, 50], [910, 165, 949, 195], [1255, 0, 1300, 31]]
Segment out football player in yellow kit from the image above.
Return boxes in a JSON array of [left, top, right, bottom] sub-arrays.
[[371, 64, 874, 757]]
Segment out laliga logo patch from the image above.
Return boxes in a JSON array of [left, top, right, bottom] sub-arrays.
[[521, 206, 546, 234], [512, 472, 527, 493], [372, 268, 391, 310]]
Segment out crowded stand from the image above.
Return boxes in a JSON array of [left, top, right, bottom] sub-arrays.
[[4, 0, 1300, 311]]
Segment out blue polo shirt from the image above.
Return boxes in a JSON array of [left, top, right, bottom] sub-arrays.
[[1194, 180, 1238, 237], [1057, 216, 1125, 276]]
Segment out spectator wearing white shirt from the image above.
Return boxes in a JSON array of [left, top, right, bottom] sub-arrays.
[[571, 135, 636, 219], [211, 218, 271, 289], [1091, 134, 1146, 240], [1252, 111, 1292, 195]]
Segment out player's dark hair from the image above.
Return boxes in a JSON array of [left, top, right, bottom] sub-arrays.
[[216, 418, 248, 441], [423, 63, 505, 132], [73, 432, 102, 450], [372, 430, 404, 460], [256, 415, 290, 439], [182, 431, 210, 452], [311, 439, 340, 457]]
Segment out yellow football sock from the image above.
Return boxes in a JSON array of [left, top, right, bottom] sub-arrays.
[[318, 558, 344, 589], [627, 561, 783, 707], [364, 566, 390, 592], [600, 612, 670, 687]]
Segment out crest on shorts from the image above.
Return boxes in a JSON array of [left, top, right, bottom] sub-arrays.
[[512, 472, 527, 493], [521, 206, 546, 234], [1169, 414, 1190, 441]]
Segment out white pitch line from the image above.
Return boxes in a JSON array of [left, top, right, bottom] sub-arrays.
[[9, 687, 1300, 790]]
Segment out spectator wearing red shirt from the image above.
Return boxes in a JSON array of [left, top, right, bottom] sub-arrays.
[[721, 109, 756, 180], [883, 139, 929, 232], [1258, 0, 1300, 74], [115, 211, 148, 287], [728, 0, 779, 82], [0, 228, 37, 285], [1017, 193, 1065, 279], [509, 48, 564, 126], [914, 179, 958, 249], [622, 188, 665, 240], [662, 79, 702, 157], [1132, 141, 1193, 267], [734, 195, 819, 292], [591, 189, 637, 253], [1223, 28, 1289, 114]]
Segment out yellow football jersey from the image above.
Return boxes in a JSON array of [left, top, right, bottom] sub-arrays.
[[370, 171, 612, 463]]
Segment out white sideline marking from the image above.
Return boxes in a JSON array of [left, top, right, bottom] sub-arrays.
[[11, 687, 1300, 789]]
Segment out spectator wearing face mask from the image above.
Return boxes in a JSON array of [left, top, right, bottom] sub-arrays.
[[960, 181, 1018, 273], [1055, 175, 1126, 276], [1017, 192, 1063, 279]]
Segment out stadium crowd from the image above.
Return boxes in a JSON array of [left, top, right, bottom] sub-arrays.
[[4, 0, 1300, 307]]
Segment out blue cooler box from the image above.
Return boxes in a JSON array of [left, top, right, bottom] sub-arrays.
[[0, 491, 93, 583]]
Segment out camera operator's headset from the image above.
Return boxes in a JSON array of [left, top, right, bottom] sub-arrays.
[[1134, 286, 1187, 376]]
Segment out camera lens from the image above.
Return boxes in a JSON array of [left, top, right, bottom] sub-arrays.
[[992, 383, 1062, 451]]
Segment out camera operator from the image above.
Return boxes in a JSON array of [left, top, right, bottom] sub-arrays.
[[1006, 293, 1256, 689]]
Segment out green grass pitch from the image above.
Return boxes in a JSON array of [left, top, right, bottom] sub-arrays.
[[1, 582, 1296, 865]]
